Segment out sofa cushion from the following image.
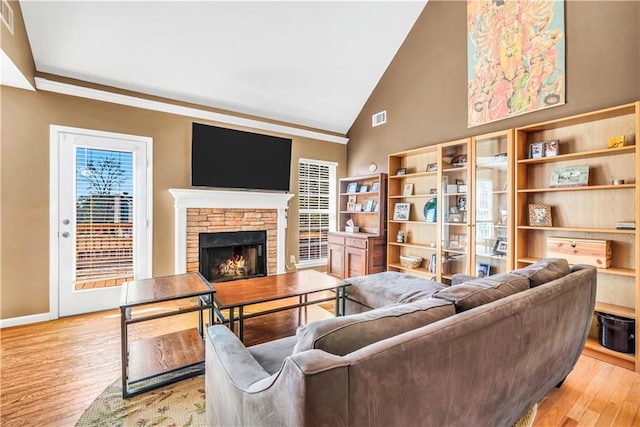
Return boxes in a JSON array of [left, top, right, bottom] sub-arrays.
[[248, 336, 298, 375], [292, 298, 455, 356], [511, 258, 571, 288], [432, 273, 529, 312], [344, 271, 446, 308]]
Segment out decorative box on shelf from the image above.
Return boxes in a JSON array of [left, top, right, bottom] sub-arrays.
[[345, 226, 360, 233], [546, 237, 612, 269]]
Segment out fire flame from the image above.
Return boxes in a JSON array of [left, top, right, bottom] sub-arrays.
[[218, 254, 246, 276]]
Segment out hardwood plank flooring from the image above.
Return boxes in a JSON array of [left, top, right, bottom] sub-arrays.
[[1, 304, 639, 426]]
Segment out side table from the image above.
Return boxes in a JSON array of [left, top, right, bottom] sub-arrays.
[[120, 272, 214, 397]]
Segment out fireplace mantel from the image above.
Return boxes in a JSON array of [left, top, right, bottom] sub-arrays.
[[169, 188, 294, 275]]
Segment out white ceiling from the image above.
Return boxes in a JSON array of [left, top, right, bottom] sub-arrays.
[[19, 1, 427, 135]]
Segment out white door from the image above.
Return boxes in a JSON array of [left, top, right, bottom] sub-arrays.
[[50, 126, 152, 317]]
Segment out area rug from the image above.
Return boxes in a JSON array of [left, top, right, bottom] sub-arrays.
[[514, 404, 538, 427], [75, 376, 206, 427]]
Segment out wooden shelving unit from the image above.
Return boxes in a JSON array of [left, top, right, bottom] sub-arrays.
[[328, 173, 387, 279], [387, 146, 440, 279], [514, 102, 639, 372]]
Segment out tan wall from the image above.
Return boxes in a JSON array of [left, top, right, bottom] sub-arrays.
[[1, 0, 36, 86], [347, 0, 640, 176], [0, 86, 346, 319]]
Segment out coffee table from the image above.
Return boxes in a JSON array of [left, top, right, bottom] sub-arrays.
[[214, 270, 347, 342], [120, 272, 215, 397]]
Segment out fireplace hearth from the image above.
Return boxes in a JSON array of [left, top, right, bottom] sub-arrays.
[[199, 230, 267, 283]]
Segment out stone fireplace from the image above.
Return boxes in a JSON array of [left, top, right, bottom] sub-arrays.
[[169, 188, 294, 278]]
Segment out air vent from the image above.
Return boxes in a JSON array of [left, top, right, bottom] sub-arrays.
[[1, 0, 14, 34], [372, 110, 387, 127]]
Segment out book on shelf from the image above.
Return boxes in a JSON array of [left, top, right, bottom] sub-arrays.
[[616, 221, 636, 230]]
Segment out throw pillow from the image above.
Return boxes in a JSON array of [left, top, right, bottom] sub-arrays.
[[511, 258, 571, 288], [292, 298, 455, 356], [432, 273, 529, 312]]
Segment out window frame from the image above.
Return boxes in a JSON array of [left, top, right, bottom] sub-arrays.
[[297, 158, 337, 267]]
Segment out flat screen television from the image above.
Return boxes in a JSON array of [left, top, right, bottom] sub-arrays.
[[191, 123, 292, 192]]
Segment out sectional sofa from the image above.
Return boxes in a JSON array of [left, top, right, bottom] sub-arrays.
[[205, 258, 596, 426]]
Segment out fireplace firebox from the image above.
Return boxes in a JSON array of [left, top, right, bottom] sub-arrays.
[[199, 231, 267, 283]]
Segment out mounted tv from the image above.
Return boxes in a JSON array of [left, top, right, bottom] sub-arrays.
[[191, 123, 292, 192]]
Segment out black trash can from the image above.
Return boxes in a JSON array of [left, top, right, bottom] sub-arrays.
[[597, 312, 635, 354]]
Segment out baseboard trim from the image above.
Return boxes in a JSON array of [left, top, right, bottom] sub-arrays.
[[0, 312, 51, 329]]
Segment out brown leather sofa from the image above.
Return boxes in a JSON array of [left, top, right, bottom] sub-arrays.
[[205, 259, 596, 426]]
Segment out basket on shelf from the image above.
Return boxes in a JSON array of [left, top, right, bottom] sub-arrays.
[[400, 255, 423, 269]]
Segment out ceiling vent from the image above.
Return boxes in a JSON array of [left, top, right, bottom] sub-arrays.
[[1, 0, 14, 34], [372, 110, 387, 127]]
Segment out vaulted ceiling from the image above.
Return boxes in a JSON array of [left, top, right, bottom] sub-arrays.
[[19, 1, 427, 135]]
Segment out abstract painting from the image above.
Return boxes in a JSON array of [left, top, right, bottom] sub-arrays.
[[467, 0, 565, 127]]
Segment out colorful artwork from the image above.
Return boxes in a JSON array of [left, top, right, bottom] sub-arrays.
[[467, 0, 565, 127]]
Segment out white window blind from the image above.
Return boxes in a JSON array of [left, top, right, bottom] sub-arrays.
[[75, 147, 134, 284], [298, 159, 337, 265]]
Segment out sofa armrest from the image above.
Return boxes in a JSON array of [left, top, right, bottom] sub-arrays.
[[205, 325, 271, 390]]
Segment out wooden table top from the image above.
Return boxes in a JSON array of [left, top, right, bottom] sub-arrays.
[[120, 272, 213, 307], [214, 270, 343, 308]]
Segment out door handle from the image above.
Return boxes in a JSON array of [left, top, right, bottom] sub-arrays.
[[62, 232, 70, 238]]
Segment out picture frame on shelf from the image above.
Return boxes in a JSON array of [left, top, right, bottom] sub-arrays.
[[528, 204, 552, 227], [449, 213, 462, 223], [529, 142, 544, 159], [476, 263, 490, 278], [429, 188, 438, 194], [543, 140, 559, 157], [457, 196, 467, 211], [403, 183, 414, 196], [426, 163, 438, 172], [346, 195, 356, 212], [550, 165, 589, 188], [370, 181, 380, 192], [498, 208, 508, 224], [493, 237, 508, 255], [393, 202, 410, 221], [346, 182, 358, 193], [364, 199, 375, 212], [353, 203, 363, 212], [359, 185, 369, 193], [396, 168, 407, 176]]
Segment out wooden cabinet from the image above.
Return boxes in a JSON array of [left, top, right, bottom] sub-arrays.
[[471, 130, 515, 277], [328, 173, 387, 279], [514, 102, 639, 372], [387, 132, 515, 284], [327, 233, 386, 279], [439, 138, 472, 282]]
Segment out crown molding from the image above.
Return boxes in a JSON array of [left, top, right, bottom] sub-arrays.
[[34, 77, 349, 145]]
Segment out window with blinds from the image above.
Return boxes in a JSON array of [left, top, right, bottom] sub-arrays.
[[75, 148, 134, 285], [298, 159, 337, 265]]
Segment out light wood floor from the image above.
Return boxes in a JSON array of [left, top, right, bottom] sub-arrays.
[[1, 305, 639, 427]]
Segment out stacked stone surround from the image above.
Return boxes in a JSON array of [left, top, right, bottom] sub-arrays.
[[186, 208, 278, 275]]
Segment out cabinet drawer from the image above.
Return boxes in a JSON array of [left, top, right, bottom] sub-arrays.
[[346, 237, 368, 249], [328, 234, 345, 245]]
